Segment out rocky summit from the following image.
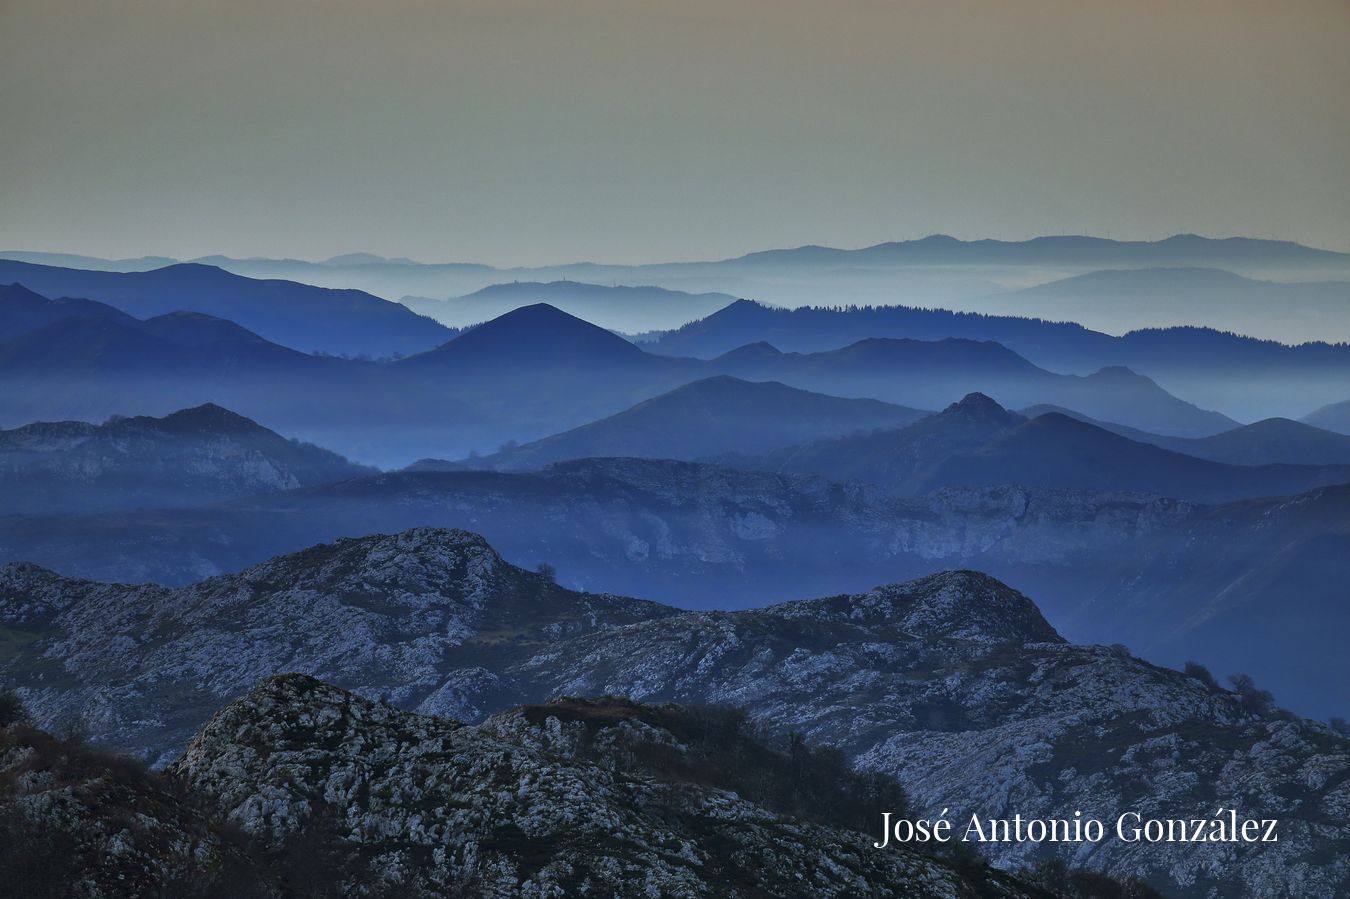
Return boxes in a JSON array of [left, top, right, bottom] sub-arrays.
[[165, 674, 1043, 898], [3, 527, 1348, 896]]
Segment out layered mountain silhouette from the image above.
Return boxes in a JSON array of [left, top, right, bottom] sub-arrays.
[[39, 234, 1347, 332], [1025, 404, 1350, 466], [703, 336, 1236, 436], [0, 259, 456, 356], [727, 233, 1350, 269], [0, 310, 474, 466], [2, 528, 1345, 896], [650, 299, 1350, 421], [0, 282, 137, 341], [0, 403, 369, 513], [403, 280, 737, 332], [756, 393, 1350, 502], [475, 376, 928, 470], [395, 303, 701, 437], [1305, 397, 1350, 436], [1007, 266, 1350, 344], [2, 283, 1246, 457]]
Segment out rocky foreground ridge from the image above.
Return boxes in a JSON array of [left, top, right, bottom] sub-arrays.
[[2, 676, 1047, 897], [2, 528, 1348, 896]]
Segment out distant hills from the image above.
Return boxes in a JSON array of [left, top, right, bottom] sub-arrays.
[[0, 403, 369, 513], [403, 280, 737, 332], [701, 334, 1236, 436], [1304, 397, 1350, 436], [0, 292, 487, 466], [0, 282, 137, 341], [649, 299, 1350, 421], [13, 233, 1347, 325], [1004, 267, 1350, 345], [0, 288, 1246, 463], [476, 376, 928, 470], [0, 258, 455, 357], [1071, 482, 1350, 723], [727, 233, 1350, 270], [753, 393, 1350, 503], [1025, 405, 1350, 466]]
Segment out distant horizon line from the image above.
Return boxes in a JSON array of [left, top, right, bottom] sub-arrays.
[[4, 231, 1349, 271]]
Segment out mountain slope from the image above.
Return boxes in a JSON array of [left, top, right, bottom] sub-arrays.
[[479, 375, 928, 471], [165, 675, 1039, 898], [0, 282, 140, 342], [757, 394, 1341, 503], [1, 529, 1346, 896], [0, 259, 456, 357], [1, 681, 1034, 899], [400, 301, 650, 369], [1026, 405, 1350, 466], [0, 305, 495, 467], [1007, 266, 1350, 344], [395, 303, 703, 439], [1304, 397, 1350, 436], [728, 233, 1350, 270], [404, 280, 737, 332], [756, 392, 1024, 492], [702, 334, 1237, 436], [1068, 483, 1350, 721], [650, 299, 1350, 422], [0, 403, 370, 513], [0, 460, 1195, 607], [923, 410, 1350, 503], [4, 458, 1345, 719]]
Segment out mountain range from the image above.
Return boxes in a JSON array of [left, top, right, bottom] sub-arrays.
[[3, 527, 1346, 896], [647, 299, 1350, 423], [402, 280, 738, 332], [0, 300, 489, 466], [0, 403, 368, 514], [750, 393, 1350, 503], [702, 338, 1235, 436], [1004, 267, 1350, 345], [0, 258, 456, 357], [0, 456, 1193, 604], [3, 283, 1242, 463], [1304, 397, 1350, 436], [474, 376, 928, 471], [4, 449, 1347, 719], [12, 234, 1348, 304], [1022, 405, 1350, 466]]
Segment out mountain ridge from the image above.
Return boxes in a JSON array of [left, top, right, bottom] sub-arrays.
[[2, 526, 1346, 896], [0, 258, 456, 357], [0, 402, 370, 513]]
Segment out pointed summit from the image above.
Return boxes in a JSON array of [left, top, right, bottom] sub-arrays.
[[938, 392, 1022, 427], [712, 340, 784, 363], [153, 402, 262, 433], [404, 303, 644, 368]]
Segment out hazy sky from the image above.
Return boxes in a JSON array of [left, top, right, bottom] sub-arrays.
[[2, 0, 1348, 265]]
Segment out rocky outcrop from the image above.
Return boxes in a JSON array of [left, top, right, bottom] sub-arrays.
[[169, 674, 1041, 898], [0, 716, 268, 896], [3, 528, 1347, 896], [0, 402, 369, 513]]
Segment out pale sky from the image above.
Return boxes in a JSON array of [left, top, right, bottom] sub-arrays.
[[2, 0, 1348, 266]]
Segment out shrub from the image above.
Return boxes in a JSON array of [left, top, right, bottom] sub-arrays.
[[1182, 661, 1219, 690], [0, 690, 28, 729]]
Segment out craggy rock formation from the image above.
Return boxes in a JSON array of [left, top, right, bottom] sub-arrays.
[[3, 528, 1347, 895]]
